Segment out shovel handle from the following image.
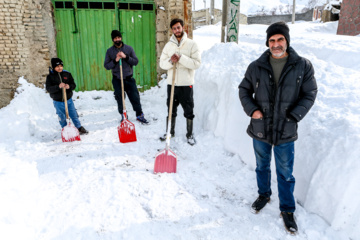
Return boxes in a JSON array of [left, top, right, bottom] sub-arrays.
[[58, 73, 70, 120], [62, 87, 70, 120], [165, 64, 177, 147], [119, 58, 126, 112]]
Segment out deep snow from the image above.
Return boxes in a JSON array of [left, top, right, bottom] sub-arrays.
[[1, 21, 360, 240]]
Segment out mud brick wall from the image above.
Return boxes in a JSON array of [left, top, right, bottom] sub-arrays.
[[337, 0, 360, 36], [0, 0, 54, 109]]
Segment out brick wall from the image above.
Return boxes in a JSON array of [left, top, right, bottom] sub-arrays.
[[337, 0, 360, 36], [0, 0, 53, 109]]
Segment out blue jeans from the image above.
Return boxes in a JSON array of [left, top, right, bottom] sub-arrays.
[[253, 139, 296, 212], [53, 99, 81, 129]]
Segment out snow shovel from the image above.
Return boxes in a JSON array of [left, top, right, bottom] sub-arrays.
[[117, 58, 137, 143], [60, 80, 81, 142], [154, 64, 178, 173]]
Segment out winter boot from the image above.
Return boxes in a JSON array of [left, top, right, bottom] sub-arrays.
[[160, 117, 176, 141], [186, 118, 196, 146], [136, 113, 149, 124], [251, 195, 270, 213], [280, 211, 298, 234], [78, 126, 89, 135]]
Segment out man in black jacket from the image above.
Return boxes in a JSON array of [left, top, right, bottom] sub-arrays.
[[239, 22, 317, 233], [46, 58, 88, 134], [104, 30, 148, 124]]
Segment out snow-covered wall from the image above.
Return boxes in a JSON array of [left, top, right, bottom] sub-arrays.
[[194, 37, 360, 239]]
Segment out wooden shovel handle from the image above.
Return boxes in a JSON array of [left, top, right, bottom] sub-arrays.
[[168, 64, 176, 123], [58, 72, 69, 120], [62, 87, 70, 120], [119, 58, 126, 112], [165, 64, 177, 148]]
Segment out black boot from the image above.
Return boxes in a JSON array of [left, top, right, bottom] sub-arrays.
[[186, 118, 196, 146], [281, 211, 298, 234], [251, 195, 270, 213], [160, 117, 176, 141], [77, 126, 89, 135]]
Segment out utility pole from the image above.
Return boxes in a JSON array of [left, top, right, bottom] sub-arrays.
[[210, 0, 215, 24], [221, 0, 227, 42], [292, 0, 296, 24]]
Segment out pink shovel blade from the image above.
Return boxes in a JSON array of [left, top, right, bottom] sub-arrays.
[[61, 123, 81, 142], [118, 118, 137, 143], [154, 148, 177, 173]]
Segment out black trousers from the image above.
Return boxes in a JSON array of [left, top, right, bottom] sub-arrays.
[[167, 85, 194, 120], [112, 76, 143, 116]]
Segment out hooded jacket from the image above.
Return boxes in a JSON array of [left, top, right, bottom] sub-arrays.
[[46, 69, 76, 102], [239, 47, 317, 145], [160, 32, 201, 86]]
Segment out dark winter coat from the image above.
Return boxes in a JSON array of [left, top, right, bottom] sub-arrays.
[[46, 69, 76, 102], [104, 43, 138, 79], [239, 47, 317, 145]]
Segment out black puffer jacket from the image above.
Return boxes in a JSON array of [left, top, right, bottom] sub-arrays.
[[239, 47, 317, 145], [46, 69, 76, 102]]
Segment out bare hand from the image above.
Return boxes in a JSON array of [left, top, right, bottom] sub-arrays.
[[65, 84, 70, 89], [116, 51, 126, 61], [171, 54, 180, 63], [59, 83, 66, 88], [252, 110, 263, 119]]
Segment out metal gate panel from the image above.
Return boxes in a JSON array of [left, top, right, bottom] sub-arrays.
[[119, 8, 156, 91], [53, 7, 83, 91], [77, 8, 117, 90]]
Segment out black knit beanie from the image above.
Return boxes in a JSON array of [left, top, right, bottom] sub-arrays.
[[266, 22, 290, 47], [111, 30, 122, 40], [51, 58, 63, 69]]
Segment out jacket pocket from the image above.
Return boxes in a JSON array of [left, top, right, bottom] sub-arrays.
[[250, 118, 266, 139], [281, 118, 297, 139]]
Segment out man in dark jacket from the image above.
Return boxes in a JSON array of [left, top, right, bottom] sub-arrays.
[[239, 22, 317, 233], [104, 30, 148, 124], [46, 58, 88, 134]]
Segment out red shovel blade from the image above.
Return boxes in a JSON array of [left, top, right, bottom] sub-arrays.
[[118, 118, 137, 143], [61, 122, 81, 142], [154, 148, 177, 173]]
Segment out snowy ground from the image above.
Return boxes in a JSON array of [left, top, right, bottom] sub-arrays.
[[1, 21, 360, 240]]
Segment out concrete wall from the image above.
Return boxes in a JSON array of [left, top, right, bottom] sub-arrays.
[[247, 9, 314, 25], [337, 0, 360, 36], [0, 0, 193, 109]]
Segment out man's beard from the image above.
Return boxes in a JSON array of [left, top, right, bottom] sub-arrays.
[[175, 31, 184, 38], [114, 41, 123, 47], [270, 45, 287, 58]]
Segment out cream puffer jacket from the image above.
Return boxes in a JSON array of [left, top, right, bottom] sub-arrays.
[[160, 32, 201, 86]]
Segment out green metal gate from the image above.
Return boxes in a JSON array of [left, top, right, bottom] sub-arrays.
[[52, 0, 157, 92]]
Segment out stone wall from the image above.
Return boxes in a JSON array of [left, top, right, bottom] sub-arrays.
[[337, 0, 360, 36], [0, 0, 54, 109]]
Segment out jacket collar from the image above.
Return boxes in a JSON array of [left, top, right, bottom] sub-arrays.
[[170, 31, 188, 47]]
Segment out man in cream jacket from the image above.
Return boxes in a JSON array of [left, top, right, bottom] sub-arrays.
[[159, 18, 201, 145]]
